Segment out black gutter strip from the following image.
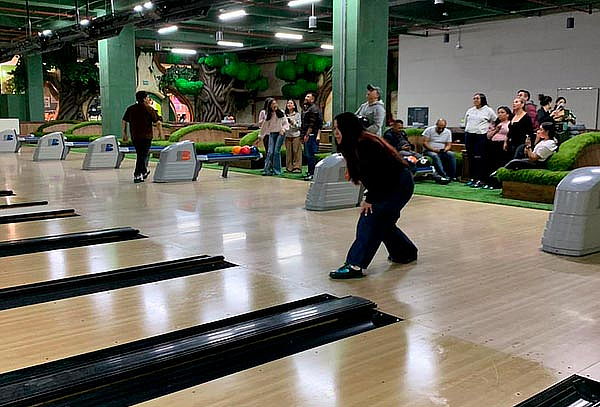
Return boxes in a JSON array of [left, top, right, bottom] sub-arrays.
[[514, 374, 600, 407], [0, 227, 146, 257], [0, 295, 400, 407], [0, 190, 14, 196], [0, 209, 78, 225], [0, 255, 236, 310], [0, 200, 48, 209]]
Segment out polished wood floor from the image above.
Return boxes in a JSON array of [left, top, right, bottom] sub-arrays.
[[1, 147, 599, 406]]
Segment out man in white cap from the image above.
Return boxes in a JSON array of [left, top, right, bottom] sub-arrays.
[[355, 84, 386, 136]]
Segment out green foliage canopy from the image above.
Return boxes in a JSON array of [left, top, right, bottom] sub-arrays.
[[275, 53, 332, 99]]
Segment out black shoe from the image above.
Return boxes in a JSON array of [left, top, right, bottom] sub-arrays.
[[303, 174, 314, 181], [388, 253, 418, 264], [142, 170, 151, 180], [329, 264, 364, 279], [134, 176, 144, 183], [470, 180, 483, 188]]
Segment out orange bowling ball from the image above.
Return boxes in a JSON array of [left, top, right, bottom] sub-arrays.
[[232, 146, 242, 155]]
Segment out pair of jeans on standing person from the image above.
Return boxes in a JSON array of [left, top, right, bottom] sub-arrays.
[[345, 169, 418, 269], [424, 150, 456, 178], [133, 138, 152, 177], [263, 132, 285, 175], [304, 134, 319, 176]]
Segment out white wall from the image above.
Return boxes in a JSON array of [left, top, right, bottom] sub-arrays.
[[397, 12, 600, 129]]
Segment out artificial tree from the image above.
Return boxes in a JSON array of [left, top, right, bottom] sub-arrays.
[[275, 53, 332, 108], [160, 53, 268, 122], [10, 46, 99, 120]]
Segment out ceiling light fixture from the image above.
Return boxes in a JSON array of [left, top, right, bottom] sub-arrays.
[[434, 0, 444, 4], [79, 18, 90, 26], [275, 32, 303, 40], [41, 29, 53, 37], [133, 4, 143, 12], [143, 1, 153, 9], [289, 0, 321, 7], [218, 40, 244, 47], [320, 43, 333, 50], [218, 9, 247, 21], [170, 48, 197, 55], [158, 25, 178, 34]]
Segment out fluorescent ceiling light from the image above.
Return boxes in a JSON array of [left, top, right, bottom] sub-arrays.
[[219, 9, 247, 21], [79, 18, 90, 26], [320, 43, 333, 50], [275, 32, 303, 40], [41, 29, 52, 36], [158, 25, 178, 34], [217, 40, 244, 47], [133, 4, 143, 12], [288, 0, 321, 7], [170, 48, 197, 55], [143, 1, 153, 9]]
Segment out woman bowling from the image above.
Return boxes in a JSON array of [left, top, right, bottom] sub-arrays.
[[329, 112, 418, 279]]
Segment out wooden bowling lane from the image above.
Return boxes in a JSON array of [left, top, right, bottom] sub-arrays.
[[0, 267, 317, 373], [135, 322, 558, 407], [0, 196, 48, 209], [0, 239, 191, 289], [0, 215, 131, 242]]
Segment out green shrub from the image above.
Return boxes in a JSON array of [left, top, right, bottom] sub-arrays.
[[36, 120, 80, 134], [547, 132, 600, 171], [239, 130, 260, 146], [64, 134, 100, 142], [168, 123, 232, 142], [194, 142, 225, 154], [404, 128, 424, 137], [496, 167, 570, 186], [66, 121, 102, 134]]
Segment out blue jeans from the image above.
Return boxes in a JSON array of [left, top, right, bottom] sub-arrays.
[[303, 134, 318, 175], [263, 132, 285, 175], [346, 170, 417, 268], [424, 150, 456, 178]]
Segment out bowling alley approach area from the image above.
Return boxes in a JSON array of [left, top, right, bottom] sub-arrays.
[[0, 146, 599, 407]]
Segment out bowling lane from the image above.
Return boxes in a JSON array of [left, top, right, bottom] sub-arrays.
[[136, 322, 558, 407], [0, 216, 133, 242], [0, 196, 47, 209], [0, 267, 316, 373], [0, 239, 192, 289]]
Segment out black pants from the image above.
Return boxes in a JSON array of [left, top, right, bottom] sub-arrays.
[[346, 170, 417, 269], [465, 132, 487, 181], [133, 138, 152, 177], [486, 140, 511, 185], [504, 158, 546, 170]]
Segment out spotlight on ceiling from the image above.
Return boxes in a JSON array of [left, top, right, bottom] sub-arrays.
[[79, 18, 90, 26], [143, 1, 153, 9], [218, 9, 247, 21], [170, 48, 197, 55], [40, 29, 53, 37], [275, 32, 303, 40], [133, 4, 143, 12], [320, 43, 334, 50], [157, 25, 178, 34], [217, 40, 244, 48], [289, 0, 321, 6], [434, 0, 444, 4]]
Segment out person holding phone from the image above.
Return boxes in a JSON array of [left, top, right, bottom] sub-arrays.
[[284, 99, 302, 173]]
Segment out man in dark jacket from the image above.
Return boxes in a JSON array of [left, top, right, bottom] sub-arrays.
[[301, 91, 322, 181], [383, 119, 412, 152], [122, 91, 162, 183]]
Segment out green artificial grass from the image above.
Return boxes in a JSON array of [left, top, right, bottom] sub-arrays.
[[413, 180, 553, 210], [547, 132, 600, 171], [168, 123, 232, 142], [239, 130, 260, 146], [495, 167, 570, 186], [36, 120, 80, 134]]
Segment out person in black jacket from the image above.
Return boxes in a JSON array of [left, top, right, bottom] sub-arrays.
[[301, 92, 322, 181], [329, 112, 418, 279]]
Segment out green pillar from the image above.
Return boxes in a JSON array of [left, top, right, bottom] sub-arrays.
[[25, 54, 44, 121], [333, 0, 389, 116], [98, 25, 136, 137]]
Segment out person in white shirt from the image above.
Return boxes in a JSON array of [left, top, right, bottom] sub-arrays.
[[503, 122, 558, 170], [464, 93, 497, 187], [422, 119, 456, 181]]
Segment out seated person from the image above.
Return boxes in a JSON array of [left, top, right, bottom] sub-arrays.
[[383, 119, 413, 152], [422, 119, 457, 180], [503, 122, 557, 170]]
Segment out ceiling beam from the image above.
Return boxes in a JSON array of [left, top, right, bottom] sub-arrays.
[[525, 0, 591, 14]]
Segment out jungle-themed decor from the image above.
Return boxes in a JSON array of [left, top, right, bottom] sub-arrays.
[[159, 53, 268, 122], [275, 53, 332, 109]]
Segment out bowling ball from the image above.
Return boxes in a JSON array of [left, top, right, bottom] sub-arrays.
[[240, 146, 251, 155], [232, 146, 242, 155], [250, 145, 259, 154]]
